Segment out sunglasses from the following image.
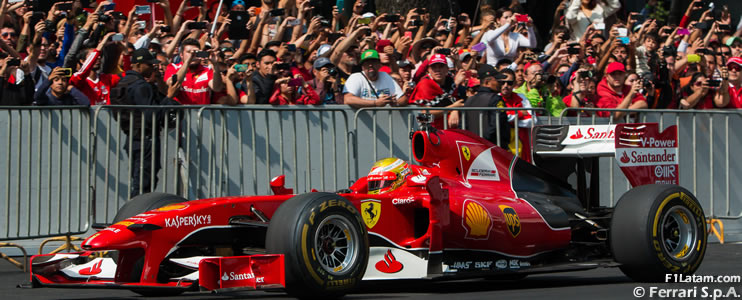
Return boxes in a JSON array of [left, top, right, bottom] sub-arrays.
[[498, 80, 514, 85], [1, 32, 17, 38], [729, 65, 741, 72]]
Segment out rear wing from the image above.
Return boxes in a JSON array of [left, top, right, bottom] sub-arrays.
[[533, 123, 679, 187]]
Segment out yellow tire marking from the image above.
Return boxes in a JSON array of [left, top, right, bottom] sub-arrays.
[[302, 224, 324, 285], [653, 192, 680, 237]]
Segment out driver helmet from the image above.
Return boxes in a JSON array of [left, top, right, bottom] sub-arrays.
[[367, 158, 411, 194]]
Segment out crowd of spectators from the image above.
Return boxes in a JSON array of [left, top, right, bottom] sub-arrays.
[[0, 0, 741, 127]]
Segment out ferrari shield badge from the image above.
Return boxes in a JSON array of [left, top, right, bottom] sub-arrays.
[[361, 200, 381, 229], [499, 205, 521, 237], [461, 146, 471, 161]]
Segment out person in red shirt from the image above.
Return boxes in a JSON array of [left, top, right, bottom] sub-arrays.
[[69, 33, 122, 105], [498, 69, 535, 162], [562, 70, 598, 116], [679, 72, 729, 109], [409, 53, 465, 129], [164, 38, 225, 105], [269, 72, 321, 105], [596, 62, 648, 119], [725, 57, 742, 108]]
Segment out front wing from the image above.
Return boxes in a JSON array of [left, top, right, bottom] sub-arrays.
[[28, 251, 285, 293]]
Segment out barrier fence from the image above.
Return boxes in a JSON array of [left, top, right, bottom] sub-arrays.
[[0, 107, 91, 242], [1, 106, 741, 244]]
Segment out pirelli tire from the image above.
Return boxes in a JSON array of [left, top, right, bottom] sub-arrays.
[[266, 192, 369, 299], [610, 184, 707, 282]]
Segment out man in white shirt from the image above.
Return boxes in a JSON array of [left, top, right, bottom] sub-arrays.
[[343, 49, 408, 108]]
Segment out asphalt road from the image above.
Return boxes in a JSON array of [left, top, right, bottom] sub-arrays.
[[3, 243, 742, 300]]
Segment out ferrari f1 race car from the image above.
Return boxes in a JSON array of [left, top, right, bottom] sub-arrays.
[[27, 115, 707, 298]]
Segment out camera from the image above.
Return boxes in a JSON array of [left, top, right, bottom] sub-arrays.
[[435, 48, 451, 55], [384, 15, 400, 23], [328, 68, 337, 76], [8, 58, 21, 67], [269, 8, 285, 17], [98, 13, 112, 23], [188, 22, 208, 30], [410, 20, 424, 27], [708, 79, 721, 88], [194, 51, 210, 58], [662, 46, 675, 57]]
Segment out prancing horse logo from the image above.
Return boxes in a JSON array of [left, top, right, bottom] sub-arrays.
[[361, 200, 381, 229]]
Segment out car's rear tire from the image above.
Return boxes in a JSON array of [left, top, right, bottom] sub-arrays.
[[610, 184, 707, 282], [113, 192, 187, 223], [266, 192, 369, 299], [111, 193, 188, 297]]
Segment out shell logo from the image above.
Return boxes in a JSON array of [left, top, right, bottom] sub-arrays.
[[155, 204, 188, 212], [462, 200, 492, 240], [114, 221, 134, 227]]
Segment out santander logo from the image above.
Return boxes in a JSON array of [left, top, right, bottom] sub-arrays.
[[620, 152, 631, 164], [78, 259, 103, 275], [570, 129, 584, 139], [375, 250, 403, 273], [569, 127, 614, 140]]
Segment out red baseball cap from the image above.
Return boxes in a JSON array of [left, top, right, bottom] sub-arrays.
[[429, 53, 447, 65], [606, 62, 626, 74], [727, 57, 742, 67], [467, 78, 480, 88], [375, 39, 393, 53]]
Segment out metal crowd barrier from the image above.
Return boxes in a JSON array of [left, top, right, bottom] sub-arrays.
[[0, 106, 92, 242], [195, 106, 352, 198], [1, 105, 742, 245], [559, 107, 742, 221], [91, 105, 204, 224]]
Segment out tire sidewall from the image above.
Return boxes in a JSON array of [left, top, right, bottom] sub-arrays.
[[645, 189, 707, 274], [294, 197, 368, 291], [268, 193, 369, 296]]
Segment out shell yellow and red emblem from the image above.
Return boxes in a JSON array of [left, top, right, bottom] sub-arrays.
[[155, 204, 188, 212], [462, 200, 492, 240], [499, 205, 521, 237]]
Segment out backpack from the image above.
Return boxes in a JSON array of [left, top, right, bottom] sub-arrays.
[[109, 73, 134, 105]]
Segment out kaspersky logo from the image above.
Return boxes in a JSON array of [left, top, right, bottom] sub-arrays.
[[462, 200, 492, 240]]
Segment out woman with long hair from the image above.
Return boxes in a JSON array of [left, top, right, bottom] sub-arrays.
[[565, 0, 621, 41], [480, 7, 537, 65]]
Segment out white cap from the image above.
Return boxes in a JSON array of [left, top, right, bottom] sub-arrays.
[[317, 44, 332, 57], [362, 12, 376, 19]]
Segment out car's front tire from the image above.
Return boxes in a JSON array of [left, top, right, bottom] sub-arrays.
[[266, 192, 369, 299], [610, 184, 707, 282]]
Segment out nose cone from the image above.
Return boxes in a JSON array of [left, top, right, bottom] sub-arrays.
[[81, 226, 139, 250]]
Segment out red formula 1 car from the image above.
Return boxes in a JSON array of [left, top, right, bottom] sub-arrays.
[[27, 116, 707, 298]]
